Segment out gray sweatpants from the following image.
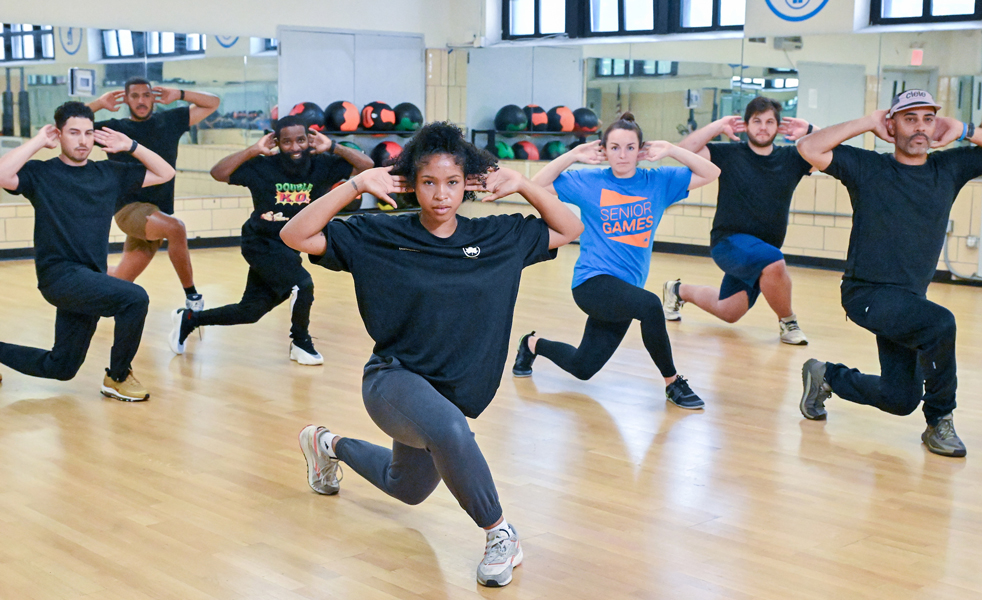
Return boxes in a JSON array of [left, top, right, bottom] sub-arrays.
[[335, 354, 503, 528]]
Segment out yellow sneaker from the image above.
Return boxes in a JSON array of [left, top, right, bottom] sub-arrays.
[[101, 371, 149, 402]]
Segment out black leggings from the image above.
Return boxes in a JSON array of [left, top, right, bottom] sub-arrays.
[[535, 274, 677, 380], [191, 235, 313, 340]]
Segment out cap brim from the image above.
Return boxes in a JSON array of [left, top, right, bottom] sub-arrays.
[[888, 102, 942, 117]]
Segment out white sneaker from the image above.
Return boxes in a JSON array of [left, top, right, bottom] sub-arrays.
[[290, 339, 324, 365], [780, 315, 809, 345], [298, 425, 341, 494], [476, 524, 523, 587], [662, 279, 684, 321], [169, 309, 187, 355]]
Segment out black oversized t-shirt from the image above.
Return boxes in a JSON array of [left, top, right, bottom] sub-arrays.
[[312, 212, 556, 418], [824, 144, 982, 295], [707, 142, 813, 248], [228, 153, 353, 240], [11, 158, 146, 287], [96, 106, 189, 214]]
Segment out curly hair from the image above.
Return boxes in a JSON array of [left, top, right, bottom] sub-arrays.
[[389, 121, 498, 206]]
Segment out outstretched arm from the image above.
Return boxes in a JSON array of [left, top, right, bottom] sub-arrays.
[[308, 131, 374, 175], [154, 86, 220, 126], [94, 127, 175, 187], [797, 111, 889, 171], [281, 167, 406, 255], [640, 141, 720, 190], [530, 139, 604, 194], [677, 115, 744, 159], [477, 168, 583, 249], [211, 133, 276, 182], [0, 125, 58, 190]]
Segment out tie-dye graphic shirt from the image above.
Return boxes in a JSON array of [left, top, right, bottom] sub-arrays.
[[554, 166, 691, 288]]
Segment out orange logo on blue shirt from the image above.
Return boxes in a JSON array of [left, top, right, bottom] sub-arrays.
[[599, 189, 654, 247]]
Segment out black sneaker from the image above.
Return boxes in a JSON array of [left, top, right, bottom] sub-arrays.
[[666, 375, 704, 409], [290, 335, 324, 365], [169, 308, 196, 354], [512, 331, 536, 377]]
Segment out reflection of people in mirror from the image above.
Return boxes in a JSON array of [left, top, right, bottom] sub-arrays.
[[669, 96, 816, 346], [88, 78, 220, 313], [795, 89, 982, 457]]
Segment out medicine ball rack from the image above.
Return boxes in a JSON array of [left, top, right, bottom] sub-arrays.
[[470, 129, 600, 155]]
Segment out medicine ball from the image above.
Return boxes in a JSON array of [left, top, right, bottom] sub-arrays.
[[325, 100, 359, 132], [512, 140, 539, 160], [523, 105, 548, 131], [270, 105, 279, 121], [540, 140, 567, 160], [288, 102, 325, 132], [370, 141, 403, 167], [573, 107, 600, 133], [486, 140, 515, 160], [361, 101, 396, 131], [547, 106, 575, 132], [393, 102, 424, 131], [494, 105, 527, 133], [338, 141, 362, 152]]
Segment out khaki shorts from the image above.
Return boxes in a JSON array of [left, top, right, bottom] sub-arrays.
[[115, 202, 162, 253]]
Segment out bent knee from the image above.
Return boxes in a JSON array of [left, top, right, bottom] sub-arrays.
[[394, 487, 436, 506], [569, 364, 601, 381], [50, 360, 83, 381]]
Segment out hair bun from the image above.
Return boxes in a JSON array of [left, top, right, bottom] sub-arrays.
[[619, 112, 636, 123]]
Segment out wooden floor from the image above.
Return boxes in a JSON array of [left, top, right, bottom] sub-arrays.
[[1, 244, 982, 600]]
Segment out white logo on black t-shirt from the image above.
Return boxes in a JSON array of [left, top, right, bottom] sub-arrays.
[[463, 246, 481, 258]]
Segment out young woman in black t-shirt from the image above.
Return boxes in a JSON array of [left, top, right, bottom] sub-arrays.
[[280, 122, 583, 587]]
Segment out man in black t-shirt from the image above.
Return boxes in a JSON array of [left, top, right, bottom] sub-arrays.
[[89, 77, 220, 310], [0, 101, 175, 401], [667, 96, 816, 345], [797, 90, 982, 457], [167, 115, 372, 363]]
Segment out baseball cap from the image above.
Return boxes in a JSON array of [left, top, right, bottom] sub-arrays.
[[887, 89, 942, 118]]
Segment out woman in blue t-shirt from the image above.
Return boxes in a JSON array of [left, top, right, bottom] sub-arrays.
[[512, 112, 720, 409]]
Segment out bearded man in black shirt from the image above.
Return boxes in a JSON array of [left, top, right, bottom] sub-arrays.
[[797, 90, 982, 457], [666, 96, 816, 345], [89, 77, 220, 311], [0, 102, 175, 401]]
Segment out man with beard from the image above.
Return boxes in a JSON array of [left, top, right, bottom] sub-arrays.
[[664, 96, 816, 345], [796, 90, 981, 457], [89, 78, 220, 311], [168, 115, 373, 363], [0, 102, 174, 401]]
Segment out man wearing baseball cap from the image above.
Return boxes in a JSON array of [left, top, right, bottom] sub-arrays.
[[795, 90, 981, 457]]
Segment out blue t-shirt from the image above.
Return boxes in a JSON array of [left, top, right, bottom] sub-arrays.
[[554, 166, 691, 288]]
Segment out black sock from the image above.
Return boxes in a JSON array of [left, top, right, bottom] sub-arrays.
[[184, 285, 198, 297]]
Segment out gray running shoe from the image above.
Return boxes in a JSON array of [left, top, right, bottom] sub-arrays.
[[779, 316, 809, 345], [800, 358, 831, 420], [476, 524, 523, 587], [666, 375, 705, 410], [298, 425, 342, 494], [922, 414, 967, 457], [662, 279, 684, 321]]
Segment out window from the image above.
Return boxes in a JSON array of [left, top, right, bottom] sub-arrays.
[[502, 0, 743, 39], [871, 0, 981, 23], [1, 24, 55, 63], [595, 59, 678, 77], [503, 0, 568, 38], [101, 30, 207, 59]]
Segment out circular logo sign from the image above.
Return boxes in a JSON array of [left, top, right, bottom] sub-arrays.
[[765, 0, 829, 21], [59, 27, 84, 55], [215, 35, 240, 48]]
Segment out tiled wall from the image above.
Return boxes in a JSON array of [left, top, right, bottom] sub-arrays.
[[425, 48, 467, 127]]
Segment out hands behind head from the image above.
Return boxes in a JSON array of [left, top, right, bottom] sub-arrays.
[[638, 140, 673, 163], [931, 116, 963, 148], [571, 139, 605, 164], [35, 124, 59, 149], [94, 90, 125, 113], [93, 127, 134, 154], [717, 115, 746, 140], [870, 110, 896, 144], [352, 166, 411, 208], [778, 117, 811, 141], [152, 87, 181, 105], [308, 130, 333, 154], [253, 132, 277, 156]]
